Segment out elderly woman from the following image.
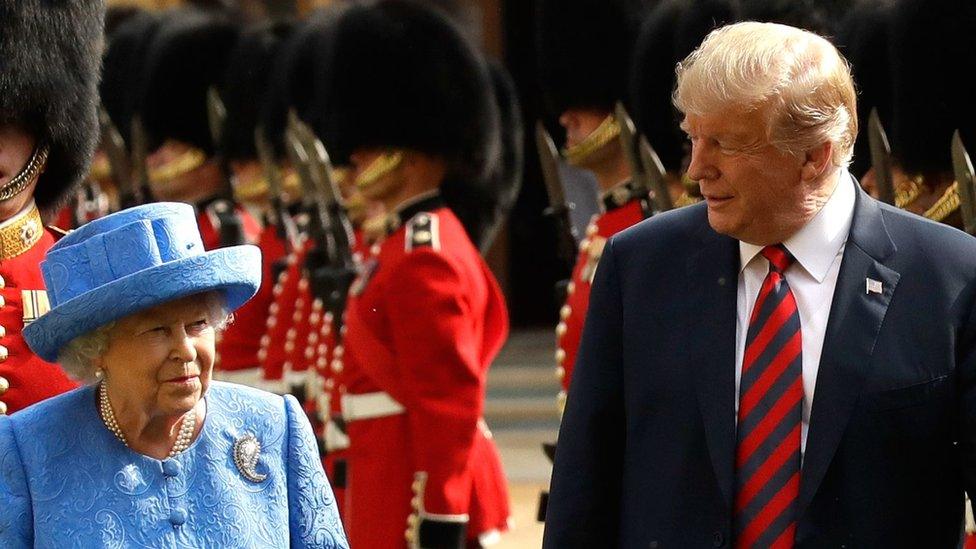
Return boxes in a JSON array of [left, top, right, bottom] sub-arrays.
[[0, 203, 348, 548]]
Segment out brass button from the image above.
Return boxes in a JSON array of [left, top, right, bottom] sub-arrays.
[[556, 322, 568, 337], [566, 282, 576, 295], [559, 305, 572, 320], [0, 274, 5, 288], [0, 400, 7, 415], [555, 367, 565, 381], [0, 295, 5, 308], [0, 376, 8, 393], [331, 359, 343, 374], [555, 348, 566, 365], [0, 345, 7, 361], [0, 324, 5, 338]]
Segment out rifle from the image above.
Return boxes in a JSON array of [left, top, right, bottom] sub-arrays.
[[950, 130, 976, 235], [536, 120, 579, 274], [97, 106, 135, 209], [284, 112, 356, 333], [128, 115, 155, 206], [254, 124, 300, 255], [867, 108, 896, 205]]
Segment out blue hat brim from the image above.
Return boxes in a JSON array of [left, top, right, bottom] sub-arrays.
[[24, 245, 261, 363]]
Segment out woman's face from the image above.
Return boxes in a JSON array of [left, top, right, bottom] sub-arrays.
[[96, 295, 217, 418]]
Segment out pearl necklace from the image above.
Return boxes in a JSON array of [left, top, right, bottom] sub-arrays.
[[98, 382, 196, 458]]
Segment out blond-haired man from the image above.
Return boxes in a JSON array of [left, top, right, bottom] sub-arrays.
[[544, 22, 976, 548]]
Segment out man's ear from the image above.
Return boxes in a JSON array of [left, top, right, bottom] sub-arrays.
[[801, 141, 833, 182]]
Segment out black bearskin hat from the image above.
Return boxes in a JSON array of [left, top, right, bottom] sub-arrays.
[[139, 8, 240, 155], [261, 6, 349, 160], [629, 0, 733, 172], [318, 0, 500, 188], [0, 0, 105, 212], [835, 1, 894, 178], [468, 62, 524, 252], [888, 0, 976, 175], [100, 9, 161, 149], [536, 0, 649, 117], [220, 21, 294, 162]]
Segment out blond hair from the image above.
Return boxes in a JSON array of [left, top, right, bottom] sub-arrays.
[[673, 21, 857, 168]]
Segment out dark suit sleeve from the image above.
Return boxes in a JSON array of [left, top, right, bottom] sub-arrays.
[[543, 236, 626, 548], [960, 279, 976, 524]]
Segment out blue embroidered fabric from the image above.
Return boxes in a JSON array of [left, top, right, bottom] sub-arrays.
[[0, 381, 348, 548]]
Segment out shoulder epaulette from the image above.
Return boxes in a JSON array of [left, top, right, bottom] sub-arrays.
[[405, 212, 440, 252]]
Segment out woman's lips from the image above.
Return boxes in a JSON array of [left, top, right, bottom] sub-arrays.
[[165, 375, 199, 385]]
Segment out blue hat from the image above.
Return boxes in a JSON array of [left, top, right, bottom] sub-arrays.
[[24, 202, 261, 362]]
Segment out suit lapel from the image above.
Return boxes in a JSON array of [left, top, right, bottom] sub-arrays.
[[798, 188, 900, 513], [687, 224, 740, 510]]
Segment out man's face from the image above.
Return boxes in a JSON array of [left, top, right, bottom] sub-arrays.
[[683, 108, 810, 245], [0, 122, 39, 209], [559, 109, 611, 148]]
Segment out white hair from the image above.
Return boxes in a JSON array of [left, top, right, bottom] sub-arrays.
[[673, 21, 857, 168], [58, 292, 231, 382]]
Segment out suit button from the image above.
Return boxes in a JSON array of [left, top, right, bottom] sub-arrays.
[[0, 295, 5, 307], [0, 324, 6, 338], [0, 345, 8, 361], [0, 400, 7, 415], [0, 275, 5, 288], [712, 531, 725, 547], [169, 508, 187, 526], [0, 376, 8, 393]]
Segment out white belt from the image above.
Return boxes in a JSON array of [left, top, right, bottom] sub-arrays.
[[341, 391, 405, 422]]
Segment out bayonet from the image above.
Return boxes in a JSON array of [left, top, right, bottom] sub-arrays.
[[255, 125, 299, 251], [867, 108, 896, 205], [536, 120, 579, 272], [637, 135, 674, 213], [97, 106, 134, 208], [614, 102, 657, 217], [951, 130, 976, 235], [206, 86, 236, 199], [129, 115, 154, 206]]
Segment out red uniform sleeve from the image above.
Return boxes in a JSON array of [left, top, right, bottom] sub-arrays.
[[386, 249, 482, 518]]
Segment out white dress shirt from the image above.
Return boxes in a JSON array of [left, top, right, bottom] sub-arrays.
[[734, 171, 856, 455]]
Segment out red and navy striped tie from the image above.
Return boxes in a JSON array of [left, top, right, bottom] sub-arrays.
[[734, 244, 802, 548]]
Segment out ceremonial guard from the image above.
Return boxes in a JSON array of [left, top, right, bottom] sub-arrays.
[[883, 0, 973, 227], [0, 0, 104, 414], [886, 3, 976, 543], [137, 8, 260, 250], [316, 2, 513, 546], [629, 0, 734, 209], [212, 21, 298, 386], [536, 0, 651, 410]]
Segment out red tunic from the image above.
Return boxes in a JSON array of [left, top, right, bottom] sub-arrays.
[[215, 223, 288, 381], [1, 206, 79, 415], [342, 205, 510, 547], [555, 198, 645, 408], [258, 236, 314, 391]]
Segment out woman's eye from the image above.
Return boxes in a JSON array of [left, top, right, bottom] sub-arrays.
[[188, 320, 210, 333]]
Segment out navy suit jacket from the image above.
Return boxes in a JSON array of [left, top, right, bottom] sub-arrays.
[[543, 188, 976, 548]]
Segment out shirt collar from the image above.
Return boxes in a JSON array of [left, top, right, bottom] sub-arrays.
[[739, 169, 856, 282]]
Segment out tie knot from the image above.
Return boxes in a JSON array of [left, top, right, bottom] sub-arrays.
[[761, 244, 794, 273]]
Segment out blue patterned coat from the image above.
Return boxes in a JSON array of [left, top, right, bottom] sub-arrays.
[[0, 381, 348, 548]]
